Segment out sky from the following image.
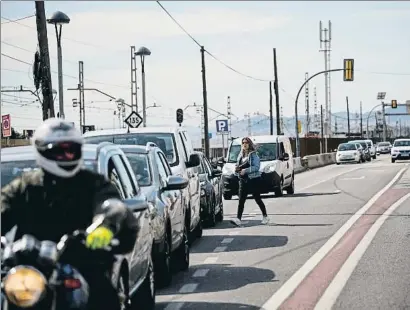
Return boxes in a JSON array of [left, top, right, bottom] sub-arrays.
[[1, 1, 410, 133]]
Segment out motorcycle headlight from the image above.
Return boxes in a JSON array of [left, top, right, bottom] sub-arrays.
[[3, 265, 47, 308]]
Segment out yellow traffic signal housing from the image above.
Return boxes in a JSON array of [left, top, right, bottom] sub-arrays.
[[391, 100, 398, 109], [297, 120, 302, 133], [343, 59, 354, 81]]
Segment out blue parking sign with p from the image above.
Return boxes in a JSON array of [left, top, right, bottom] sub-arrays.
[[216, 119, 229, 133]]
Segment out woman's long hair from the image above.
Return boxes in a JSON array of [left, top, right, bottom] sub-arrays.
[[241, 137, 257, 156]]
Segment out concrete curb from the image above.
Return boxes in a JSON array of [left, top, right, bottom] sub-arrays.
[[293, 152, 336, 175]]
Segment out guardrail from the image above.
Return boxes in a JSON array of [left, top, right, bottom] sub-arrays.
[[1, 139, 31, 147], [293, 152, 336, 174]]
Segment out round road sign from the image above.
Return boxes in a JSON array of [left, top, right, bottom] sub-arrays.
[[3, 119, 10, 129]]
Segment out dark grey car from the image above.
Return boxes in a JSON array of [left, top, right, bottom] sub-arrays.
[[118, 144, 190, 289], [1, 143, 156, 309]]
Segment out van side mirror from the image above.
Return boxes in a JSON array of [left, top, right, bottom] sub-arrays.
[[186, 153, 200, 168], [217, 156, 226, 167], [282, 152, 289, 161]]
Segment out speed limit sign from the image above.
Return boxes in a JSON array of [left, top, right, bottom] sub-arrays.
[[124, 111, 143, 128], [2, 114, 11, 137]]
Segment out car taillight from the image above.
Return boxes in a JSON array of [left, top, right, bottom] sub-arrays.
[[64, 278, 82, 289]]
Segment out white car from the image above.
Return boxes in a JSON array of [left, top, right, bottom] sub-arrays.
[[336, 143, 362, 164], [376, 141, 392, 154], [391, 139, 410, 163]]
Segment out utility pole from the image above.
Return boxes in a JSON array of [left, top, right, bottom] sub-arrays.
[[320, 105, 324, 153], [313, 86, 318, 131], [200, 46, 210, 158], [35, 0, 55, 120], [280, 106, 284, 134], [79, 61, 85, 131], [269, 81, 273, 135], [227, 96, 232, 141], [381, 102, 387, 141], [346, 96, 350, 138], [304, 72, 310, 135], [360, 101, 363, 138], [319, 20, 332, 148], [130, 46, 138, 112], [272, 48, 281, 135]]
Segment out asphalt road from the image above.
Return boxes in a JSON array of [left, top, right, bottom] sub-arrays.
[[156, 155, 410, 310]]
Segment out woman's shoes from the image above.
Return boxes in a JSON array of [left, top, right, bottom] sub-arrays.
[[230, 218, 242, 227], [261, 216, 270, 225]]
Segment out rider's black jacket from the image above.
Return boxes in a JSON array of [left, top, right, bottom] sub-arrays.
[[1, 168, 139, 256]]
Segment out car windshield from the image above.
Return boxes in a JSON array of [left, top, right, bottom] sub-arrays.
[[394, 140, 410, 147], [351, 141, 367, 149], [366, 143, 371, 148], [1, 160, 97, 187], [124, 153, 151, 186], [198, 159, 206, 174], [227, 142, 277, 163], [338, 143, 356, 151], [378, 142, 390, 146], [84, 133, 178, 166]]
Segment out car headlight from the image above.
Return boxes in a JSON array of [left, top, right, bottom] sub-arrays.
[[222, 165, 233, 175], [201, 189, 206, 196], [353, 152, 357, 156], [4, 266, 47, 308], [263, 164, 276, 173], [391, 149, 399, 153]]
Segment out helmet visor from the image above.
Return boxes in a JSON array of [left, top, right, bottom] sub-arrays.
[[37, 141, 82, 162]]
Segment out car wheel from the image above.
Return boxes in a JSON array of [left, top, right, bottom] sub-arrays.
[[285, 175, 295, 195], [155, 229, 172, 288], [372, 155, 377, 159], [223, 193, 232, 200], [196, 219, 203, 238], [216, 198, 224, 222], [174, 222, 189, 272], [132, 255, 155, 310], [207, 197, 217, 227], [117, 269, 130, 310], [391, 158, 396, 163], [275, 179, 284, 197], [336, 162, 340, 165]]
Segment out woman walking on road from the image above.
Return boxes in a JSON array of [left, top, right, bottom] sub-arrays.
[[230, 137, 269, 227]]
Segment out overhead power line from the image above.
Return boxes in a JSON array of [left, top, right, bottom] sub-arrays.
[[1, 14, 35, 24], [156, 1, 272, 82]]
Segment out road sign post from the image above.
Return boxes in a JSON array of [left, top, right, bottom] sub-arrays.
[[2, 114, 11, 138], [124, 111, 143, 128]]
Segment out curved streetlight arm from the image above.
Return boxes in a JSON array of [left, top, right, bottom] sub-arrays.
[[294, 68, 344, 157], [366, 103, 382, 138]]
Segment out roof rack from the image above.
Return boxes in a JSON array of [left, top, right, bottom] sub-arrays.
[[145, 142, 158, 151]]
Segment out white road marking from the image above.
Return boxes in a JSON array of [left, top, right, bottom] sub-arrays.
[[339, 176, 365, 180], [298, 166, 361, 191], [192, 268, 210, 278], [213, 246, 227, 252], [221, 238, 234, 244], [261, 167, 407, 310], [249, 212, 258, 216], [179, 283, 198, 293], [229, 231, 240, 236], [203, 256, 219, 264], [315, 193, 410, 309], [164, 302, 185, 310]]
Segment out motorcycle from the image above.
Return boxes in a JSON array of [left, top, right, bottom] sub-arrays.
[[1, 217, 118, 310]]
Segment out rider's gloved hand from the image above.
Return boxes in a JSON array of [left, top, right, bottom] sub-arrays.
[[86, 226, 114, 250]]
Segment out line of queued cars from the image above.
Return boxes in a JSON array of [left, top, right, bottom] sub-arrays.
[[336, 139, 377, 165], [1, 126, 227, 310]]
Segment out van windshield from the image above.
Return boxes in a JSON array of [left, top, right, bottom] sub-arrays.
[[338, 143, 356, 151], [228, 143, 277, 163], [84, 133, 178, 166]]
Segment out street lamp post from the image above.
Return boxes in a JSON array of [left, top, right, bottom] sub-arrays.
[[135, 46, 151, 127], [47, 11, 70, 119]]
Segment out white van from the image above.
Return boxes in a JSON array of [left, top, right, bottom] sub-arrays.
[[83, 127, 203, 239], [220, 135, 294, 199]]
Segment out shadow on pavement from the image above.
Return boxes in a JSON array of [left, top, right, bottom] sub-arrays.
[[211, 219, 332, 229], [157, 263, 276, 296], [226, 191, 340, 200], [156, 301, 261, 309], [208, 219, 264, 229], [191, 235, 288, 254]]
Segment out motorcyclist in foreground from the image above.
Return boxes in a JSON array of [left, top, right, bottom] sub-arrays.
[[1, 118, 139, 310]]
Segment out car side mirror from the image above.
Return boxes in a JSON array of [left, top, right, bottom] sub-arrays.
[[217, 156, 226, 167], [163, 175, 189, 191], [123, 197, 149, 212], [186, 153, 200, 168], [212, 169, 222, 178]]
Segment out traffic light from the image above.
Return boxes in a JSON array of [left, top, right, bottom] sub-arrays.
[[391, 100, 398, 109], [343, 59, 354, 81], [176, 108, 183, 124], [297, 120, 302, 134]]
